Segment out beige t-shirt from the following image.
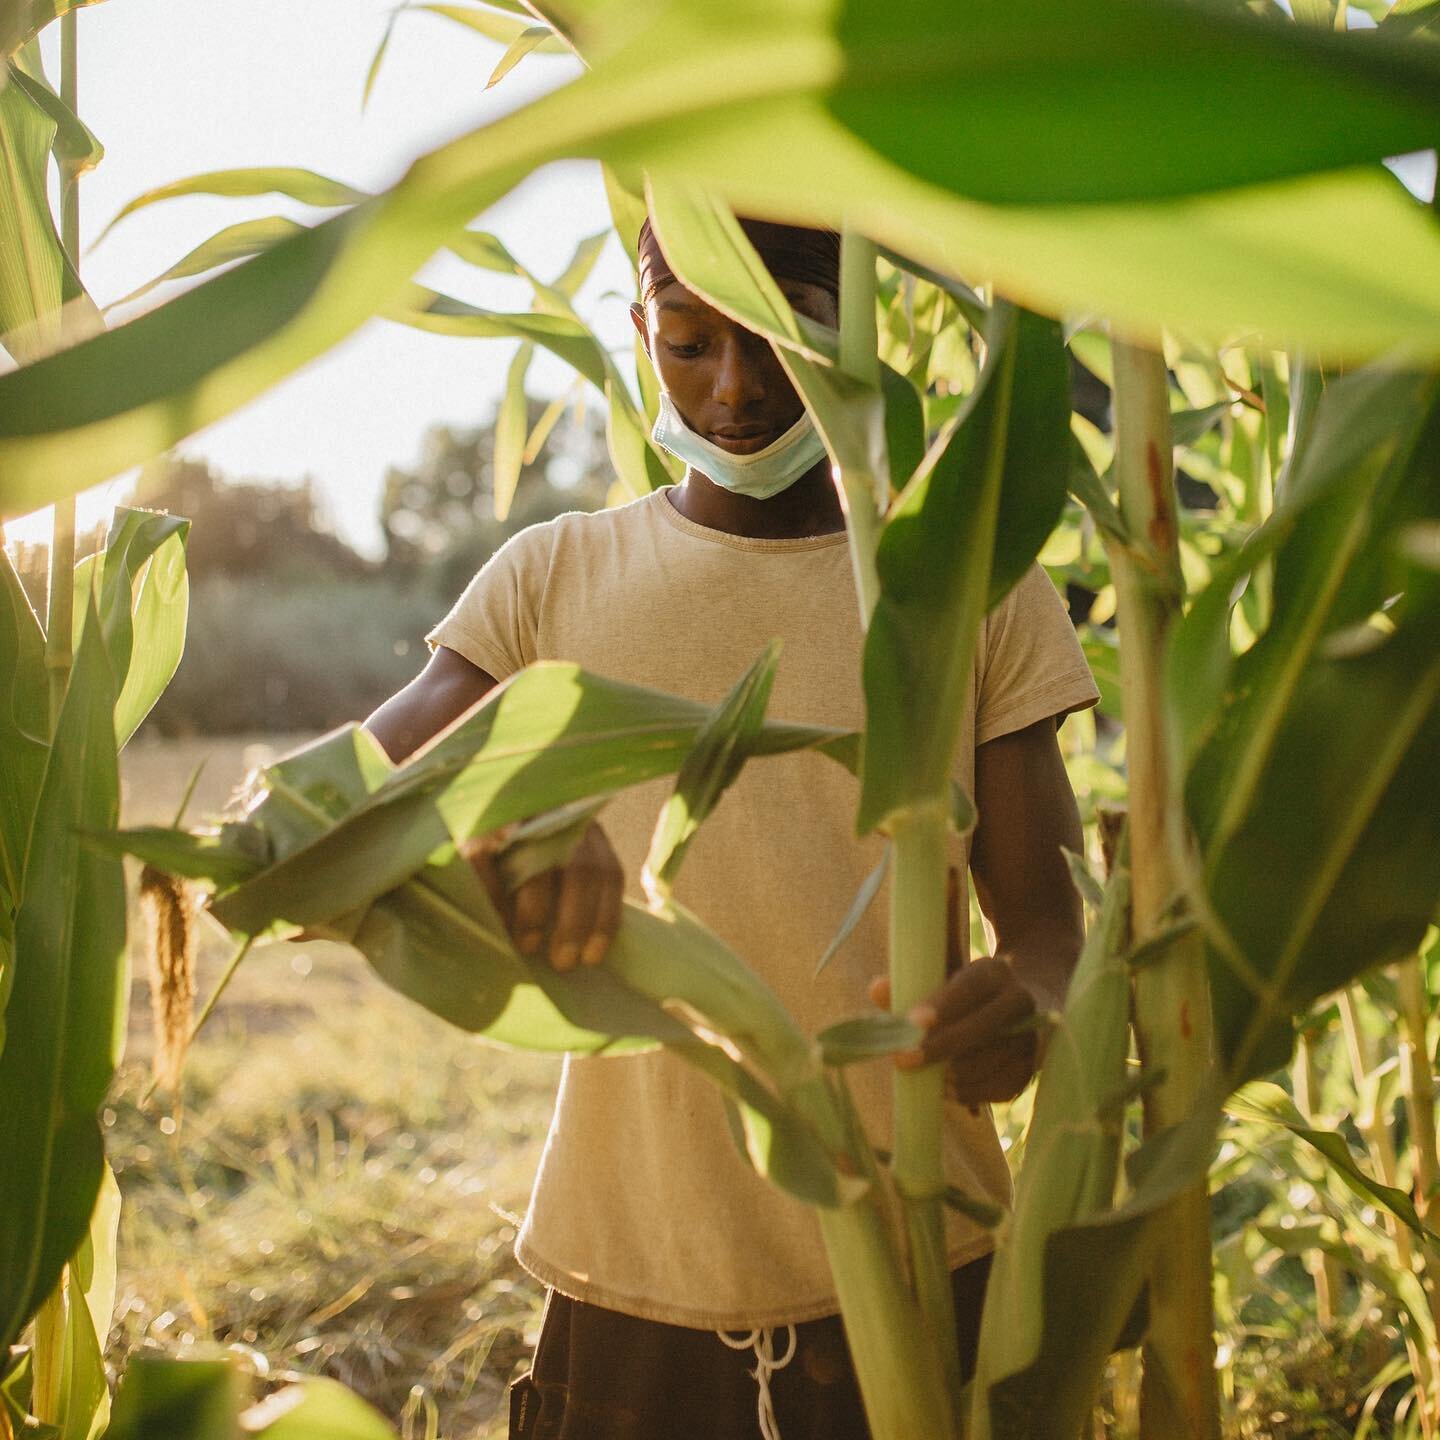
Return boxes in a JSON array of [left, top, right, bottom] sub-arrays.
[[426, 486, 1099, 1329]]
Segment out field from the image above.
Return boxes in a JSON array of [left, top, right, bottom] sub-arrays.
[[112, 734, 559, 1438]]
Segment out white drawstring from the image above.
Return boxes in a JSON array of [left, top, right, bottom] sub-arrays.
[[717, 1324, 797, 1440]]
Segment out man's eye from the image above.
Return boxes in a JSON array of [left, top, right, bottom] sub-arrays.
[[664, 342, 706, 358]]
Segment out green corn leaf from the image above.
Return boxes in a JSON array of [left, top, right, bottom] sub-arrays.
[[815, 843, 889, 977], [203, 665, 851, 937], [0, 0, 106, 61], [601, 162, 646, 272], [417, 1, 566, 49], [603, 375, 672, 499], [93, 166, 366, 246], [880, 362, 925, 495], [643, 640, 779, 901], [0, 546, 47, 908], [71, 507, 190, 748], [551, 228, 608, 299], [644, 175, 837, 364], [87, 824, 266, 889], [1174, 372, 1440, 1080], [816, 1013, 921, 1066], [386, 284, 611, 391], [6, 53, 100, 174], [858, 304, 1068, 833], [361, 0, 416, 112], [1225, 1080, 1436, 1241], [239, 1376, 398, 1439], [0, 58, 97, 365], [14, 0, 1440, 520], [33, 1164, 119, 1440], [827, 0, 1440, 205], [445, 226, 519, 275], [103, 1357, 242, 1440], [492, 341, 533, 521], [0, 592, 123, 1353], [522, 388, 570, 465], [486, 22, 552, 87], [103, 217, 306, 313], [969, 855, 1133, 1439]]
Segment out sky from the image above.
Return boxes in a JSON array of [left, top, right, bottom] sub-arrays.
[[7, 0, 636, 555]]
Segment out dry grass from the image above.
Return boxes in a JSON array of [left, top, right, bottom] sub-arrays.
[[112, 735, 559, 1437]]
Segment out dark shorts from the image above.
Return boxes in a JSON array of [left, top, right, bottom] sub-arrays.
[[508, 1252, 993, 1440]]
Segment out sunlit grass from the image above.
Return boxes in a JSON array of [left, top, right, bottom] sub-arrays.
[[112, 737, 560, 1437]]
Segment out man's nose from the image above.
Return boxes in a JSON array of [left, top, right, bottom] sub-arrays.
[[710, 332, 769, 410]]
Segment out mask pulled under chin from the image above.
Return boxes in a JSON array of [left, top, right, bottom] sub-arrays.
[[650, 392, 828, 501]]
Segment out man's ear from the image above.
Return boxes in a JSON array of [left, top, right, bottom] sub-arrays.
[[628, 301, 652, 360]]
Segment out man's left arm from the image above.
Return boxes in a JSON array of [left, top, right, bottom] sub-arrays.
[[884, 715, 1085, 1105]]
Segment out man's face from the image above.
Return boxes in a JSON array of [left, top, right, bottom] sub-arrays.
[[629, 279, 839, 456]]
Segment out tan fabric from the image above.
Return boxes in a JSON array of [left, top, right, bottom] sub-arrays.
[[426, 487, 1099, 1329]]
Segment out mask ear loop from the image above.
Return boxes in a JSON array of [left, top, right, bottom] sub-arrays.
[[717, 1324, 797, 1440]]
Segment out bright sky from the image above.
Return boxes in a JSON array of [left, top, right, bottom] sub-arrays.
[[7, 0, 635, 555]]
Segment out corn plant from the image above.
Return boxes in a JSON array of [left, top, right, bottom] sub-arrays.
[[5, 1, 1440, 1437]]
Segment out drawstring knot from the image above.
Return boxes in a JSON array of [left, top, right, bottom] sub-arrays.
[[717, 1324, 797, 1440]]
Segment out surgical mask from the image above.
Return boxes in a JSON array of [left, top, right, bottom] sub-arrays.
[[650, 392, 828, 501]]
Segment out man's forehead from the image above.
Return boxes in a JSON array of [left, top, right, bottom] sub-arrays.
[[649, 279, 828, 317]]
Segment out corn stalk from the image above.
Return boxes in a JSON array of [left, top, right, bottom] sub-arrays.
[[1104, 335, 1219, 1440]]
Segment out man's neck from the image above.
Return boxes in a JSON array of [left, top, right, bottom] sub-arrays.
[[665, 461, 846, 540]]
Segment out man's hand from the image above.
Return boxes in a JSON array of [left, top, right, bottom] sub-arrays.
[[464, 820, 625, 972], [869, 956, 1044, 1107], [867, 865, 1049, 1107]]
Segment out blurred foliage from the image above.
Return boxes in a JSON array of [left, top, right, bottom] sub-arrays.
[[379, 401, 610, 596]]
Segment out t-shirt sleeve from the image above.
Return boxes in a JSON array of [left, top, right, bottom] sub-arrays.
[[975, 561, 1100, 745], [423, 523, 553, 682]]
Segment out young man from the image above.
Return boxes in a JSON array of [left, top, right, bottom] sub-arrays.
[[364, 218, 1099, 1439]]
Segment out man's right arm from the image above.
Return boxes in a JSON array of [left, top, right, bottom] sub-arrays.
[[362, 646, 624, 972], [364, 644, 500, 764]]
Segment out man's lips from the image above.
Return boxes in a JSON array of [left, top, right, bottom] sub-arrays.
[[710, 425, 778, 454]]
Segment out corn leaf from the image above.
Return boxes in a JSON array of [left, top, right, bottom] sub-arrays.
[[0, 593, 123, 1353], [485, 23, 551, 88], [33, 1165, 119, 1440], [969, 857, 1134, 1440], [417, 2, 566, 50], [202, 664, 850, 936], [0, 546, 47, 909], [827, 0, 1440, 205], [0, 0, 106, 62], [104, 217, 306, 313], [1225, 1080, 1436, 1241], [1178, 375, 1440, 1081], [103, 1357, 241, 1440], [7, 52, 100, 174], [70, 507, 190, 748], [13, 0, 1440, 517], [816, 1014, 921, 1066], [0, 58, 93, 364], [93, 166, 366, 246], [858, 304, 1068, 833], [492, 340, 533, 521], [239, 1376, 398, 1439], [643, 640, 779, 901], [384, 285, 611, 391]]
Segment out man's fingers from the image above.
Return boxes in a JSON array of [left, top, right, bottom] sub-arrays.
[[548, 858, 603, 971], [899, 984, 1032, 1070], [461, 837, 509, 921], [511, 869, 559, 955], [582, 872, 624, 967], [908, 955, 1011, 1030]]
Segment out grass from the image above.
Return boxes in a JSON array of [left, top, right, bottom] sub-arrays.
[[112, 734, 559, 1437]]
